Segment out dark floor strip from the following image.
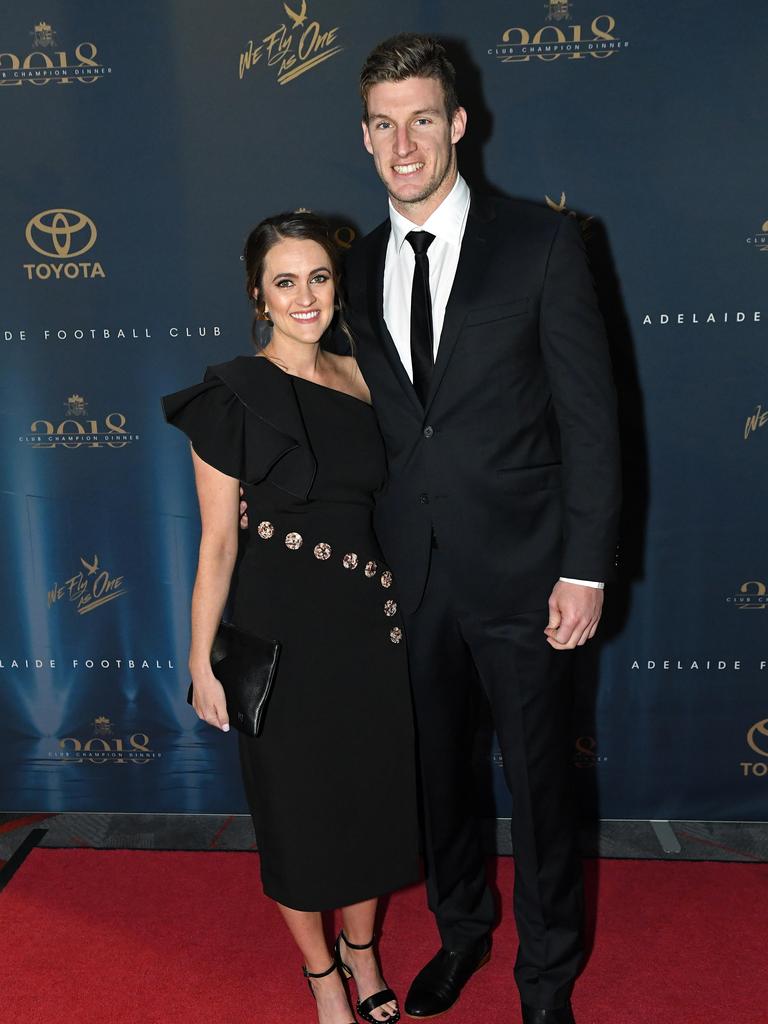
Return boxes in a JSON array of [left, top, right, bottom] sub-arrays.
[[675, 829, 765, 862], [0, 813, 54, 836], [0, 828, 48, 893]]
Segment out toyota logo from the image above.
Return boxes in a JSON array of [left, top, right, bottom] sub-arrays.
[[25, 209, 98, 259], [747, 718, 768, 757]]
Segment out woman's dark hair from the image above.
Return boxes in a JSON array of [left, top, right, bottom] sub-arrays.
[[243, 210, 352, 351], [359, 33, 459, 122]]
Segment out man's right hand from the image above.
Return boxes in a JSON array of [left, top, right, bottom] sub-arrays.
[[238, 485, 249, 530]]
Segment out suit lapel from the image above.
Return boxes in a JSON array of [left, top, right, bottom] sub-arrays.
[[423, 193, 494, 415], [364, 221, 424, 417]]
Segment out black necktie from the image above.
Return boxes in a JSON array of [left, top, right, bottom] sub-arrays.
[[406, 230, 435, 406]]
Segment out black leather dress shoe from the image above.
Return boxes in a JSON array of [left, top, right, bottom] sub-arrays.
[[404, 936, 491, 1018], [521, 1002, 575, 1024]]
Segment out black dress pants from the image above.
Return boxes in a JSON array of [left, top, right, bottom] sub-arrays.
[[403, 550, 584, 1011]]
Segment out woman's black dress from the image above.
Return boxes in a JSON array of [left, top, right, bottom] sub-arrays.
[[163, 355, 419, 911]]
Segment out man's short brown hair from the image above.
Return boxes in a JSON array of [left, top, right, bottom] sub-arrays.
[[360, 33, 460, 121]]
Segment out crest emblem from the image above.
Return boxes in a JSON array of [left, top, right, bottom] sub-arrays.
[[31, 21, 58, 48], [545, 0, 572, 21], [93, 716, 113, 737], [64, 394, 88, 417]]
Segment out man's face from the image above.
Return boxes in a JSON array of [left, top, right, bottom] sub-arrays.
[[362, 76, 466, 214]]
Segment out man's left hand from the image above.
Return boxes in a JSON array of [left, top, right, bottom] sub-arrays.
[[544, 580, 603, 650]]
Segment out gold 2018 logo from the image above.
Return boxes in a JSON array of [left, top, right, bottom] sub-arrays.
[[23, 208, 105, 281], [489, 3, 629, 63], [746, 218, 768, 252], [19, 393, 139, 448], [51, 716, 160, 765], [0, 23, 111, 86], [726, 581, 767, 610]]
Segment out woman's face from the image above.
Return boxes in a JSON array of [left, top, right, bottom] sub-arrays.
[[257, 237, 335, 349]]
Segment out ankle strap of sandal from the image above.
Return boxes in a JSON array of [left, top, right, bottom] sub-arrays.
[[303, 961, 337, 979], [339, 929, 374, 951]]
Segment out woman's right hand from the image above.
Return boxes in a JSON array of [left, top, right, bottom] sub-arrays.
[[189, 667, 230, 732]]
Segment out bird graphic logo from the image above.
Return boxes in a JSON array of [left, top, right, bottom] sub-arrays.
[[283, 0, 307, 28], [80, 554, 100, 576], [544, 191, 593, 233], [545, 191, 567, 213]]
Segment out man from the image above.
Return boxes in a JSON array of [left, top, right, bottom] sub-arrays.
[[343, 34, 621, 1024]]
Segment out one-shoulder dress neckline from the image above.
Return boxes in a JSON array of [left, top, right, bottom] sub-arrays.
[[255, 354, 373, 410]]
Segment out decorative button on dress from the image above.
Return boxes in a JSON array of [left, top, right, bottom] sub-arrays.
[[163, 355, 419, 911]]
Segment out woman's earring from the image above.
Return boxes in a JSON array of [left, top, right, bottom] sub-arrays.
[[254, 306, 273, 349]]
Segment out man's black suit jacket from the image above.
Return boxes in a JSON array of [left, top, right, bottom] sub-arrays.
[[344, 192, 621, 617]]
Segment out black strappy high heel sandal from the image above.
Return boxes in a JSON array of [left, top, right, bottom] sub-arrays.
[[302, 961, 356, 1024], [333, 931, 401, 1024]]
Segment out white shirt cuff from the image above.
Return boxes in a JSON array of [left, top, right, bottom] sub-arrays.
[[559, 577, 604, 590]]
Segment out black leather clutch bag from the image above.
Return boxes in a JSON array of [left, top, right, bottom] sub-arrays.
[[187, 622, 281, 737]]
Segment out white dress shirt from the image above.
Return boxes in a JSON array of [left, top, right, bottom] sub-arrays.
[[381, 173, 603, 591], [384, 173, 470, 377]]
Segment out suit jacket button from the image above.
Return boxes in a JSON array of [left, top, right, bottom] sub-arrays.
[[423, 425, 434, 438], [419, 493, 430, 504]]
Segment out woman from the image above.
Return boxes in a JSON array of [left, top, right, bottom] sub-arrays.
[[163, 211, 419, 1024]]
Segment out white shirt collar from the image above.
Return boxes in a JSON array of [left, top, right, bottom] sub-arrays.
[[388, 173, 470, 254]]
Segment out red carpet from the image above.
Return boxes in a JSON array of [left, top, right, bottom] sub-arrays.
[[0, 850, 765, 1023]]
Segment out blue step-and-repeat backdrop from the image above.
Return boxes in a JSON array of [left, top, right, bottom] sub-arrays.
[[1, 1, 766, 820]]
